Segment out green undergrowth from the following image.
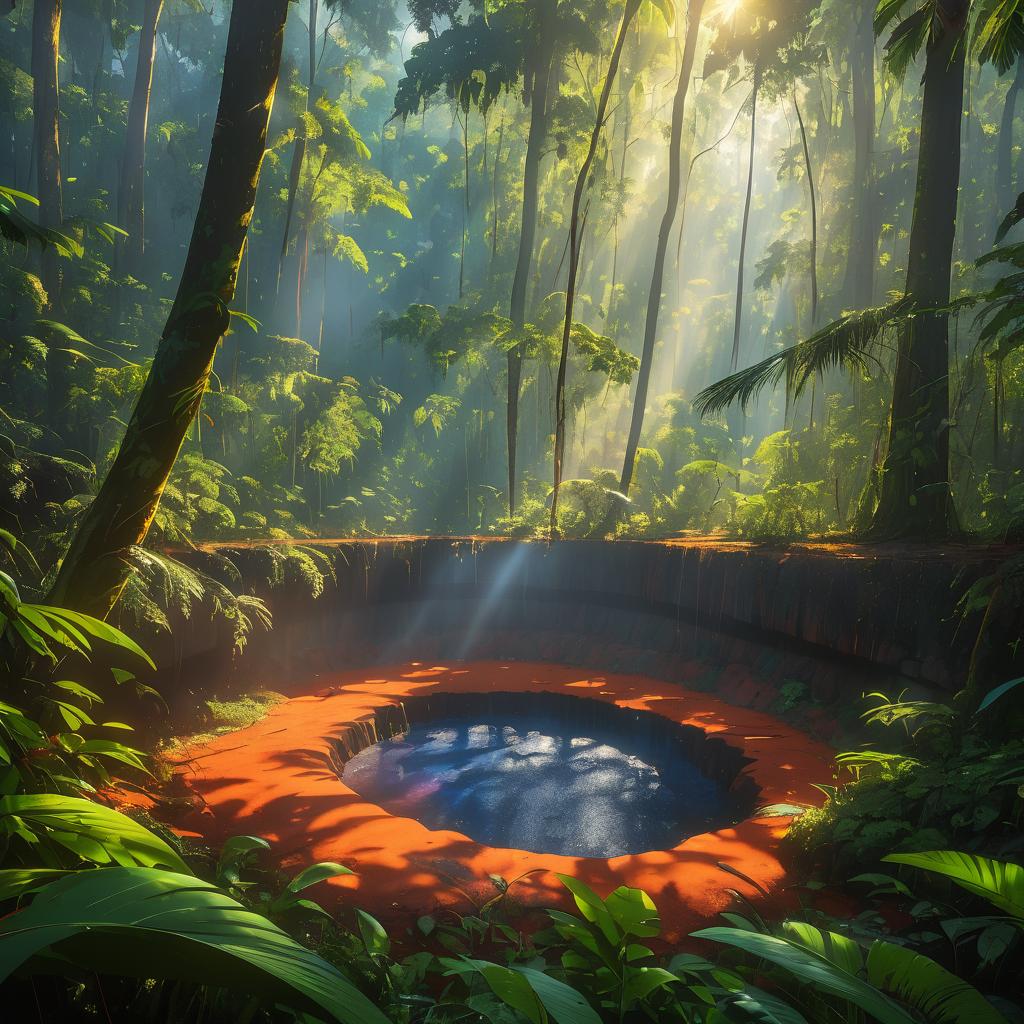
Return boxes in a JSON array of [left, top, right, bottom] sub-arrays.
[[2, 551, 1023, 1022], [787, 686, 1024, 877], [204, 691, 289, 733], [160, 690, 288, 762], [789, 734, 1024, 874]]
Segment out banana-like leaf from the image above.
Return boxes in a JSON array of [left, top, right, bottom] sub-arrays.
[[866, 939, 1009, 1024], [557, 874, 660, 940], [0, 867, 390, 1024], [883, 852, 1024, 920], [692, 927, 917, 1024], [0, 868, 71, 902]]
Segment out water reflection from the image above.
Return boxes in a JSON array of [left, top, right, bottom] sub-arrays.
[[342, 713, 734, 858]]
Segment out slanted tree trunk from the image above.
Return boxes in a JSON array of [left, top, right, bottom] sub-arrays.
[[506, 2, 556, 515], [997, 56, 1024, 221], [619, 0, 706, 496], [551, 0, 641, 535], [33, 0, 67, 434], [49, 0, 291, 616], [867, 15, 965, 540], [730, 63, 761, 371], [116, 0, 164, 267], [844, 0, 877, 308]]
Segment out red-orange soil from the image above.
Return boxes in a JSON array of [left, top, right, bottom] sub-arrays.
[[171, 661, 834, 941]]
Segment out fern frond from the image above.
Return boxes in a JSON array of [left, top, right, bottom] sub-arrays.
[[120, 547, 272, 653]]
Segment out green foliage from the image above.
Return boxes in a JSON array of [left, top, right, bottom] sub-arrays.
[[0, 570, 152, 670], [393, 12, 523, 118], [0, 794, 188, 872], [0, 185, 83, 256], [884, 850, 1024, 919], [694, 300, 911, 417], [693, 924, 919, 1024], [0, 865, 389, 1024], [788, 688, 1024, 873]]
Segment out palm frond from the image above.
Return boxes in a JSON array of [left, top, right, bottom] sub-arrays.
[[882, 7, 931, 80], [694, 299, 911, 418], [975, 3, 1024, 74], [995, 190, 1024, 243]]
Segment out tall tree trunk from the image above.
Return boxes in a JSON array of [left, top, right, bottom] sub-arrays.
[[490, 107, 505, 266], [551, 0, 641, 535], [730, 63, 761, 371], [276, 0, 318, 297], [116, 0, 164, 267], [844, 0, 877, 308], [997, 56, 1024, 220], [506, 2, 555, 515], [867, 20, 965, 540], [49, 0, 291, 616], [619, 0, 705, 496], [459, 105, 469, 298], [33, 0, 67, 435], [794, 93, 818, 326], [607, 54, 634, 330]]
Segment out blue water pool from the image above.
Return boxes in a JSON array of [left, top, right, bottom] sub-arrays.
[[341, 707, 742, 858]]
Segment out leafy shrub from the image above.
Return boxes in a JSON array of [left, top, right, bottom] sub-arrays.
[[788, 688, 1024, 875]]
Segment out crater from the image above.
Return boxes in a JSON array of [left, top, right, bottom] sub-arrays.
[[175, 661, 834, 940], [339, 692, 759, 858]]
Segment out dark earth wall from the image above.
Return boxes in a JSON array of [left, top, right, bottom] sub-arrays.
[[160, 538, 1020, 716]]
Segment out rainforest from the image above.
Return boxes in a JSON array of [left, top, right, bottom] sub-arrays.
[[2, 0, 1024, 1021]]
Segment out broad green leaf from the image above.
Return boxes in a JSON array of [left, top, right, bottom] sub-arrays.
[[0, 867, 389, 1024], [604, 885, 661, 938], [867, 939, 1009, 1024], [783, 921, 863, 976], [356, 909, 390, 955], [883, 852, 1024, 920], [0, 869, 71, 902], [692, 927, 917, 1024], [511, 965, 603, 1024], [621, 965, 678, 1004], [0, 794, 188, 873], [35, 606, 155, 669], [286, 861, 354, 893], [449, 959, 547, 1024], [717, 986, 811, 1023], [51, 680, 103, 705], [556, 874, 619, 944]]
